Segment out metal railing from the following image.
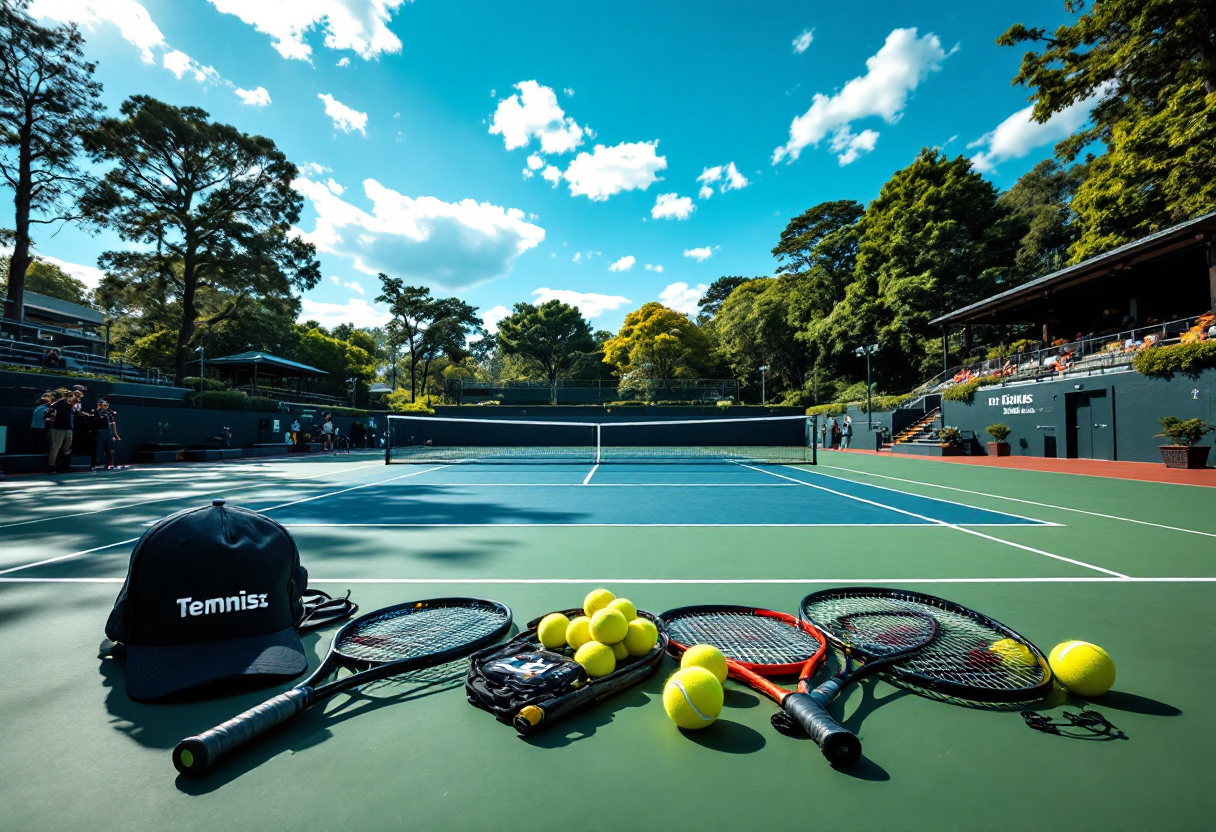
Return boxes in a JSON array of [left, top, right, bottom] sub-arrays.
[[0, 336, 171, 385]]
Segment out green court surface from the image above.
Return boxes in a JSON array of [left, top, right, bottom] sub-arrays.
[[1, 449, 1213, 831]]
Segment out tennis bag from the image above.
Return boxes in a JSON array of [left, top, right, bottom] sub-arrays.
[[465, 608, 668, 735]]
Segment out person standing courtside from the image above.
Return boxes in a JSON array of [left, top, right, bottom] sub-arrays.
[[841, 416, 853, 449], [31, 391, 53, 453], [92, 399, 121, 470], [46, 390, 75, 473], [321, 413, 334, 452]]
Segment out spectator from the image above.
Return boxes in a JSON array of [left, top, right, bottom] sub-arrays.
[[350, 420, 366, 449], [321, 413, 334, 452], [819, 419, 828, 448], [841, 416, 854, 450], [45, 390, 75, 473], [77, 397, 100, 469], [92, 399, 120, 470], [42, 348, 62, 369], [830, 417, 842, 449], [31, 392, 53, 453], [289, 417, 301, 445]]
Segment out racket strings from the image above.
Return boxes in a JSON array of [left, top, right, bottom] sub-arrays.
[[837, 611, 935, 655], [338, 605, 510, 663], [665, 611, 821, 666], [803, 596, 1047, 693]]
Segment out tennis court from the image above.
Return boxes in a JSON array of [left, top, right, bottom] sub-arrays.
[[1, 446, 1212, 831]]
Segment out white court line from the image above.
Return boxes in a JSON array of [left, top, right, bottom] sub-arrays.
[[0, 461, 387, 529], [256, 465, 450, 512], [278, 522, 1024, 528], [381, 482, 796, 487], [818, 464, 1216, 539], [737, 463, 1128, 579], [582, 464, 599, 485], [0, 537, 140, 576], [6, 576, 1216, 585]]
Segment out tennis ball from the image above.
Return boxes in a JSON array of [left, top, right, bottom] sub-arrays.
[[566, 616, 592, 651], [607, 597, 637, 621], [612, 641, 630, 661], [663, 666, 723, 730], [575, 641, 616, 678], [989, 638, 1036, 667], [537, 613, 570, 649], [623, 618, 659, 657], [589, 608, 629, 645], [584, 588, 615, 618], [681, 644, 729, 684], [1049, 641, 1116, 698]]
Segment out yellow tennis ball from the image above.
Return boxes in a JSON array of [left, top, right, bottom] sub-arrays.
[[537, 613, 570, 649], [681, 644, 729, 684], [566, 616, 592, 651], [607, 598, 637, 621], [663, 666, 723, 730], [623, 618, 659, 657], [612, 641, 630, 661], [584, 588, 615, 618], [574, 641, 616, 678], [989, 638, 1035, 667], [589, 608, 629, 645], [1049, 641, 1116, 698]]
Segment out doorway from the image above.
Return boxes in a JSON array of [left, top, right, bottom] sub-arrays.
[[1065, 389, 1114, 460]]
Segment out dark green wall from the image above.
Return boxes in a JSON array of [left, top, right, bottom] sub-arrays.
[[941, 368, 1215, 463]]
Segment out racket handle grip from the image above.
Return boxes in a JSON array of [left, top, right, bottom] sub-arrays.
[[782, 692, 862, 767], [173, 687, 314, 776]]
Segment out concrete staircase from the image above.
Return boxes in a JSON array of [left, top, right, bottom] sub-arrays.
[[884, 407, 941, 452]]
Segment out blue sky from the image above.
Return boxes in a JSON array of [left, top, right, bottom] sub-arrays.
[[14, 0, 1089, 336]]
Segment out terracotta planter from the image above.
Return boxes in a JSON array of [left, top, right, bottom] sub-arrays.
[[987, 441, 1011, 457], [1159, 445, 1211, 469], [939, 445, 966, 456]]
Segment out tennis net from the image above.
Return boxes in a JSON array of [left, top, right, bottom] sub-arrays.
[[385, 414, 817, 464]]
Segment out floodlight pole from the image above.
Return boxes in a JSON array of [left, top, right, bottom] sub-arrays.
[[195, 345, 205, 394], [854, 344, 879, 429], [759, 365, 769, 406]]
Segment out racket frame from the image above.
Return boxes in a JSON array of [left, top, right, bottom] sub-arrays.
[[173, 596, 512, 776]]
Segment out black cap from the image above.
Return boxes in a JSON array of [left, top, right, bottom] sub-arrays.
[[106, 499, 309, 700]]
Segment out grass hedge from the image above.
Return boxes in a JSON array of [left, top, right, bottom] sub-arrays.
[[942, 374, 1003, 402], [1133, 342, 1216, 377]]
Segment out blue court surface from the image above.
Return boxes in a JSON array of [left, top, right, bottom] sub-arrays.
[[265, 462, 1052, 528]]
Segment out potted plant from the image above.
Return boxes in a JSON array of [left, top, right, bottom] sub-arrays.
[[1156, 417, 1213, 469], [937, 426, 966, 456], [985, 423, 1012, 456]]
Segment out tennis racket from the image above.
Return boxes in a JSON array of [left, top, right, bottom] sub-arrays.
[[173, 597, 512, 776], [658, 605, 865, 764], [798, 587, 1054, 764]]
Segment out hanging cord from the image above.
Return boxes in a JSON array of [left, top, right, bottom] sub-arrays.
[[1022, 706, 1127, 740], [297, 589, 359, 632]]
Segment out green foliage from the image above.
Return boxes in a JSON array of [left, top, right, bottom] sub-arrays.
[[996, 160, 1087, 280], [697, 276, 754, 317], [183, 376, 228, 391], [713, 278, 808, 399], [1133, 342, 1216, 377], [0, 362, 118, 381], [497, 299, 595, 388], [192, 389, 251, 411], [985, 423, 1012, 443], [616, 368, 657, 401], [603, 302, 712, 381], [1157, 417, 1212, 447], [716, 399, 731, 409], [943, 374, 1003, 402], [938, 427, 962, 446], [863, 394, 912, 413], [806, 403, 849, 417], [999, 1, 1216, 260], [376, 276, 478, 402], [0, 257, 94, 307], [249, 396, 279, 412], [123, 329, 177, 374], [385, 391, 435, 414]]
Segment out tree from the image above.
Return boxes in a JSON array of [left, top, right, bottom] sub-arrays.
[[80, 96, 320, 385], [714, 279, 808, 399], [0, 0, 102, 322], [375, 275, 479, 401], [602, 302, 711, 381], [0, 254, 91, 306], [772, 200, 865, 327], [413, 298, 479, 404], [999, 0, 1216, 258], [697, 276, 754, 318], [997, 159, 1087, 280], [497, 299, 595, 401], [294, 325, 375, 399]]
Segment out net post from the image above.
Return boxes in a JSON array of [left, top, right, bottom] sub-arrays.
[[595, 424, 601, 464], [811, 415, 818, 466], [384, 415, 391, 465]]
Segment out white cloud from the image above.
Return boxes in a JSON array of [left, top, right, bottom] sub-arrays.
[[773, 28, 948, 165], [651, 192, 695, 220], [489, 80, 586, 155], [608, 255, 636, 272], [683, 246, 715, 262], [160, 49, 221, 84], [563, 87, 575, 97], [328, 275, 340, 284], [572, 252, 582, 263], [481, 305, 511, 334], [343, 280, 365, 295], [37, 254, 106, 290], [969, 82, 1114, 173], [830, 128, 880, 166], [292, 175, 546, 290], [645, 264, 663, 273], [526, 154, 545, 170], [31, 0, 165, 63], [532, 288, 630, 318], [318, 93, 368, 134], [299, 297, 391, 329], [541, 165, 562, 185], [792, 29, 814, 54], [235, 86, 272, 107], [337, 57, 351, 67], [206, 0, 407, 61], [562, 141, 666, 201], [301, 162, 329, 176], [660, 282, 709, 315], [696, 162, 749, 198], [325, 178, 345, 195]]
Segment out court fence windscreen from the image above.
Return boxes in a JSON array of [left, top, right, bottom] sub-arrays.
[[385, 414, 819, 464]]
